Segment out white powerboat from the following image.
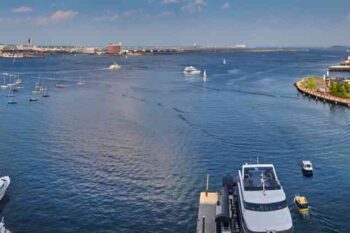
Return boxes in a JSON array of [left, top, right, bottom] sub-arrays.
[[183, 66, 201, 75], [0, 217, 11, 233], [109, 63, 121, 70], [301, 160, 313, 176], [237, 163, 293, 233], [0, 176, 10, 200]]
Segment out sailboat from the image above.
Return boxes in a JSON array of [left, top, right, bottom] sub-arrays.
[[1, 77, 8, 90], [77, 77, 85, 86], [15, 74, 22, 85], [6, 76, 15, 89], [42, 86, 50, 97], [32, 79, 41, 94], [7, 90, 17, 104], [203, 70, 207, 82], [223, 59, 227, 65]]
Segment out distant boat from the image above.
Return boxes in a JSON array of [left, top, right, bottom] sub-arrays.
[[183, 66, 201, 75], [6, 88, 15, 98], [55, 83, 65, 88], [29, 97, 38, 102], [223, 59, 227, 65], [203, 70, 207, 82], [0, 217, 11, 233], [109, 63, 121, 70], [7, 92, 17, 104], [15, 74, 22, 85], [42, 86, 50, 97], [0, 176, 10, 200], [32, 79, 41, 94], [77, 77, 85, 86], [0, 77, 8, 90]]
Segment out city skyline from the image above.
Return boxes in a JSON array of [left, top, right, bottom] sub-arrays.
[[0, 0, 350, 47]]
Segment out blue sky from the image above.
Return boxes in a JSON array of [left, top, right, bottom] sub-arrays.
[[0, 0, 349, 47]]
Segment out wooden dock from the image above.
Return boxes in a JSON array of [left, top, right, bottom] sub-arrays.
[[295, 79, 350, 107]]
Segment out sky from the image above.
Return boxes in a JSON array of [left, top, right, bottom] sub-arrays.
[[0, 0, 350, 47]]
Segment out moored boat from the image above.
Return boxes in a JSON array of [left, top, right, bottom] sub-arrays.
[[0, 176, 10, 200], [294, 195, 309, 214], [301, 160, 313, 176], [183, 66, 201, 75], [0, 217, 11, 233], [237, 163, 294, 233], [109, 63, 121, 70]]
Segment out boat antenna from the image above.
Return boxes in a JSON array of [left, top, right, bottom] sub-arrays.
[[206, 174, 209, 197]]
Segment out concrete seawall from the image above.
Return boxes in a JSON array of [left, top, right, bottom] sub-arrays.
[[295, 79, 350, 107]]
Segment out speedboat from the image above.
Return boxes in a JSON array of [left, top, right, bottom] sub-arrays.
[[55, 83, 65, 88], [77, 77, 85, 86], [301, 160, 313, 176], [183, 66, 201, 75], [294, 195, 309, 214], [29, 97, 38, 102], [237, 163, 294, 233], [109, 63, 121, 70], [0, 176, 10, 200], [0, 217, 11, 233]]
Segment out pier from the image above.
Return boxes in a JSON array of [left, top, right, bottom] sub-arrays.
[[295, 78, 350, 107], [196, 176, 241, 233]]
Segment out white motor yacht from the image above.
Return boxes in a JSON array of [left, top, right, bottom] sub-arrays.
[[237, 163, 293, 233], [301, 160, 313, 176], [109, 63, 121, 70], [183, 66, 201, 75], [0, 176, 10, 200]]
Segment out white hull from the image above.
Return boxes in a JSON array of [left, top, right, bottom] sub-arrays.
[[0, 176, 10, 200], [183, 70, 201, 75]]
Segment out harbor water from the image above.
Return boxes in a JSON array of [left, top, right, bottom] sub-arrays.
[[0, 49, 349, 233]]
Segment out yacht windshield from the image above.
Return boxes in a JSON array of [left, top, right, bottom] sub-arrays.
[[243, 166, 281, 191]]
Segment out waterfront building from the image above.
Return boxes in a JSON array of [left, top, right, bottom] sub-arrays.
[[106, 43, 122, 55]]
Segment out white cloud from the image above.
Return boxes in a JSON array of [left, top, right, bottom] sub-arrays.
[[37, 10, 78, 25], [221, 2, 230, 9], [12, 6, 33, 13], [123, 9, 142, 17], [182, 0, 207, 13], [93, 12, 119, 22], [162, 0, 179, 4]]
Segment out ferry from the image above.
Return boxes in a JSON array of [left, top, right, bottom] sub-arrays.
[[237, 163, 293, 233], [183, 66, 201, 75]]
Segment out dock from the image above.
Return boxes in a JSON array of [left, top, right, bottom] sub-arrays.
[[295, 78, 350, 107], [196, 175, 241, 233]]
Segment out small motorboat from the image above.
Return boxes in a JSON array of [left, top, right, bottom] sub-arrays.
[[0, 217, 11, 233], [183, 66, 201, 75], [77, 77, 85, 86], [29, 97, 38, 102], [55, 83, 65, 88], [0, 176, 10, 200], [301, 160, 313, 176], [109, 63, 121, 70], [294, 195, 309, 214]]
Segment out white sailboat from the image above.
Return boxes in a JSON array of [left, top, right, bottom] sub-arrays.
[[32, 79, 41, 94], [1, 77, 8, 90], [77, 77, 85, 86], [15, 74, 22, 85], [203, 70, 207, 82]]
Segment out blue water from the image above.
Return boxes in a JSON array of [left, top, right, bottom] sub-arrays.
[[0, 49, 349, 233]]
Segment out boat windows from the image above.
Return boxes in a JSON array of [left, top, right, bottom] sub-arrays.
[[243, 167, 281, 191], [244, 199, 287, 211]]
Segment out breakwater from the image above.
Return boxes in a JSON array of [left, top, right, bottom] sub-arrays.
[[295, 78, 350, 107]]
